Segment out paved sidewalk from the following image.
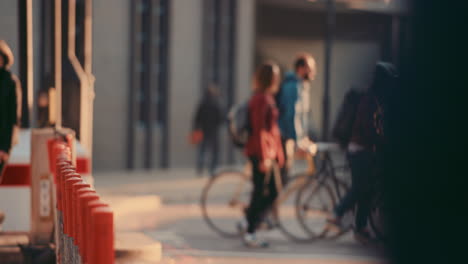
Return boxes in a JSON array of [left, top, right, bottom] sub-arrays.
[[94, 168, 388, 264]]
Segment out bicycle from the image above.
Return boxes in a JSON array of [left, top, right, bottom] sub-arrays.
[[295, 145, 388, 243], [200, 146, 321, 242]]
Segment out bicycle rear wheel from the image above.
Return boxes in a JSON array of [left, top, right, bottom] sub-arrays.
[[295, 176, 336, 240], [275, 173, 317, 242], [200, 170, 251, 238]]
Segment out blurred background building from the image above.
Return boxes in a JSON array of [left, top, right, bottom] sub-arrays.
[[0, 0, 409, 172]]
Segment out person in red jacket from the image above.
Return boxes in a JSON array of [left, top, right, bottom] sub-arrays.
[[241, 62, 284, 248]]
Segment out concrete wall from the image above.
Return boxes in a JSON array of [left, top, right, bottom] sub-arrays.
[[92, 0, 130, 171], [167, 0, 204, 168], [0, 2, 19, 75]]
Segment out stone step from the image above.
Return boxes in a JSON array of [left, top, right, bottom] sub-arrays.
[[115, 232, 163, 263], [101, 194, 163, 231]]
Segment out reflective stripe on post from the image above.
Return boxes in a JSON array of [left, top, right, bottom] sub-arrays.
[[89, 207, 114, 264]]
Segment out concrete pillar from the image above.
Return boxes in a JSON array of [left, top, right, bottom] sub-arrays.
[[168, 0, 203, 167], [92, 0, 130, 171]]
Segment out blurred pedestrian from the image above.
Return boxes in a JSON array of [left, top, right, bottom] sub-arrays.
[[276, 53, 317, 184], [240, 62, 284, 248], [0, 40, 21, 176], [192, 84, 224, 176], [328, 62, 398, 243]]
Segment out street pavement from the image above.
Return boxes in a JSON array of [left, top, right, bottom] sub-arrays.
[[94, 168, 389, 264]]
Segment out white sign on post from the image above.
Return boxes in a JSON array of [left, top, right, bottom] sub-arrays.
[[39, 177, 51, 218]]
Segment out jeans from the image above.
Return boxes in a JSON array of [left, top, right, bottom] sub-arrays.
[[196, 136, 219, 175], [246, 156, 279, 234], [334, 150, 375, 230]]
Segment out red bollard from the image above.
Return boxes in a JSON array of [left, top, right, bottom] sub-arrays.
[[84, 200, 109, 263], [56, 164, 73, 211], [64, 177, 82, 235], [60, 170, 78, 226], [71, 182, 90, 242], [76, 192, 99, 256], [89, 207, 114, 264], [60, 170, 78, 214], [75, 188, 95, 247], [49, 141, 68, 182]]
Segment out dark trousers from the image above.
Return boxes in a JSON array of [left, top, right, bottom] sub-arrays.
[[280, 138, 290, 186], [246, 157, 279, 234], [334, 150, 374, 230], [197, 135, 219, 175]]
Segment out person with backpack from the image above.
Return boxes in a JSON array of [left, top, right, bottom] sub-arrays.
[[0, 40, 21, 176], [240, 62, 284, 248], [332, 87, 364, 150], [328, 62, 398, 243], [276, 53, 317, 184], [192, 84, 224, 176]]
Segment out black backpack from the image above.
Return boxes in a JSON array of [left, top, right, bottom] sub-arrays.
[[332, 88, 364, 149]]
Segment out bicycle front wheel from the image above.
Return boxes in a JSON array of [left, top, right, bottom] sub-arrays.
[[295, 177, 335, 239], [275, 173, 318, 242], [200, 170, 252, 238]]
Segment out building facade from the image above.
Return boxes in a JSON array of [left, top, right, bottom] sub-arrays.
[[0, 0, 409, 172]]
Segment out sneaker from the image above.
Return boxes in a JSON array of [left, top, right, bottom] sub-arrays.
[[242, 233, 269, 248]]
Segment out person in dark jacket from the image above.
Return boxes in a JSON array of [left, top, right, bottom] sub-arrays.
[[0, 40, 21, 173], [240, 62, 284, 248], [193, 84, 224, 176], [328, 62, 398, 243]]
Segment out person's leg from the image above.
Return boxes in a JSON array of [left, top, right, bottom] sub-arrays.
[[209, 135, 220, 176], [243, 157, 272, 247], [196, 140, 207, 175], [355, 190, 373, 231], [334, 152, 369, 222], [258, 168, 279, 224], [353, 151, 374, 232], [333, 152, 360, 218], [280, 138, 290, 186], [246, 158, 269, 233]]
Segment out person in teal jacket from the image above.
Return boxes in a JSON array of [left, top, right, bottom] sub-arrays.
[[275, 53, 317, 182]]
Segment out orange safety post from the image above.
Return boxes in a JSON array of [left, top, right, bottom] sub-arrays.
[[59, 170, 77, 212], [71, 182, 90, 242], [60, 171, 78, 225], [77, 192, 99, 256], [56, 164, 73, 211], [75, 188, 96, 247], [89, 207, 114, 264], [84, 200, 108, 263], [48, 140, 67, 181], [63, 177, 82, 235]]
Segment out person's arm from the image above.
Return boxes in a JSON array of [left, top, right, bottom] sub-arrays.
[[258, 99, 274, 172], [13, 75, 22, 126]]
